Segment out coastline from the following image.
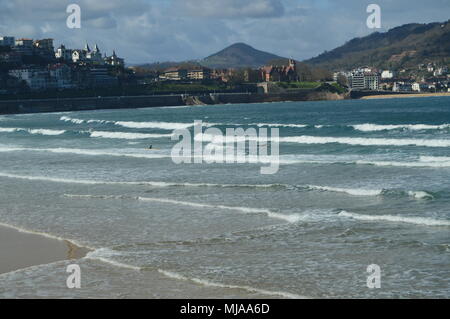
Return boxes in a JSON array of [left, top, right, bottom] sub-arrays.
[[360, 92, 450, 100], [0, 223, 91, 275], [0, 90, 340, 115]]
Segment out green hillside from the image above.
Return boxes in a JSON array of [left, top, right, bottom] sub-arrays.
[[304, 20, 450, 70]]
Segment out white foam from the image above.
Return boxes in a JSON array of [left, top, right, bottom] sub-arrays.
[[352, 123, 450, 132], [60, 116, 87, 124], [0, 146, 170, 159], [420, 156, 450, 162], [64, 194, 301, 223], [137, 197, 302, 223], [407, 191, 434, 200], [0, 172, 284, 189], [158, 269, 306, 299], [305, 185, 383, 196], [89, 131, 172, 140], [60, 116, 112, 125], [0, 221, 93, 250], [114, 121, 194, 130], [0, 128, 19, 133], [252, 123, 308, 128], [85, 248, 141, 271], [0, 127, 66, 136], [278, 136, 450, 148], [198, 133, 450, 148], [357, 160, 450, 168], [338, 211, 450, 226]]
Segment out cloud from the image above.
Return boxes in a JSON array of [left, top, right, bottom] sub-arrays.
[[0, 0, 448, 64], [175, 0, 285, 18]]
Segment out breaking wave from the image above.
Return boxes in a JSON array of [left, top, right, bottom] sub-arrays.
[[85, 248, 141, 271], [158, 269, 306, 299], [357, 159, 450, 168], [198, 133, 450, 148], [304, 185, 383, 196], [114, 121, 194, 130], [0, 172, 434, 200], [60, 116, 112, 125], [352, 123, 450, 132], [338, 211, 450, 226], [0, 146, 170, 159], [0, 127, 66, 136], [88, 131, 172, 140], [64, 194, 302, 223]]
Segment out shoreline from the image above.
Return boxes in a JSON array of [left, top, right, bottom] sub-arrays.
[[0, 90, 340, 115], [360, 92, 450, 100], [0, 223, 91, 275]]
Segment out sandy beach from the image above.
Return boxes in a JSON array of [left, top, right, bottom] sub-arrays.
[[0, 224, 90, 275], [361, 92, 450, 99]]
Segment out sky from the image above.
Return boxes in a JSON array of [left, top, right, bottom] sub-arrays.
[[0, 0, 449, 64]]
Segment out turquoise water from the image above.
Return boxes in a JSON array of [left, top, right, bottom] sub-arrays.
[[0, 97, 449, 298]]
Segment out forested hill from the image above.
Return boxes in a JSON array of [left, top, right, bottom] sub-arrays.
[[304, 21, 450, 70]]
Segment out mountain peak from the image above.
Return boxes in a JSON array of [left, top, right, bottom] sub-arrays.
[[201, 42, 285, 69]]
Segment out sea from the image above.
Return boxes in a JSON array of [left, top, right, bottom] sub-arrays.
[[0, 97, 449, 298]]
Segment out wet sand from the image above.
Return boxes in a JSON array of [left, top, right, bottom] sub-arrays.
[[0, 225, 90, 275], [361, 92, 450, 99]]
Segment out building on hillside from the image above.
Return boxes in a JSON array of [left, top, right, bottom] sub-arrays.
[[72, 43, 106, 65], [49, 63, 74, 89], [393, 82, 413, 92], [0, 36, 15, 47], [33, 38, 55, 60], [55, 44, 74, 62], [160, 68, 188, 81], [34, 39, 54, 52], [261, 59, 298, 82], [86, 44, 103, 64], [89, 67, 118, 87], [244, 68, 262, 83], [71, 49, 86, 63], [0, 51, 22, 64], [210, 69, 235, 82], [349, 71, 380, 90], [8, 67, 51, 90], [187, 68, 211, 80], [381, 70, 395, 79], [14, 38, 34, 55], [104, 50, 124, 67]]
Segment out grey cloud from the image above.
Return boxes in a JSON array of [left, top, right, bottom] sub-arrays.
[[0, 0, 448, 64], [176, 0, 285, 18]]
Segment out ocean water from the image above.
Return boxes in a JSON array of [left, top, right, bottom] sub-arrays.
[[0, 97, 449, 298]]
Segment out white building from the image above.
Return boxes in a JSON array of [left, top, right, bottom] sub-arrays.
[[55, 44, 73, 61], [104, 50, 124, 67], [411, 82, 428, 92], [71, 43, 104, 65], [381, 70, 395, 79], [349, 71, 380, 90]]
